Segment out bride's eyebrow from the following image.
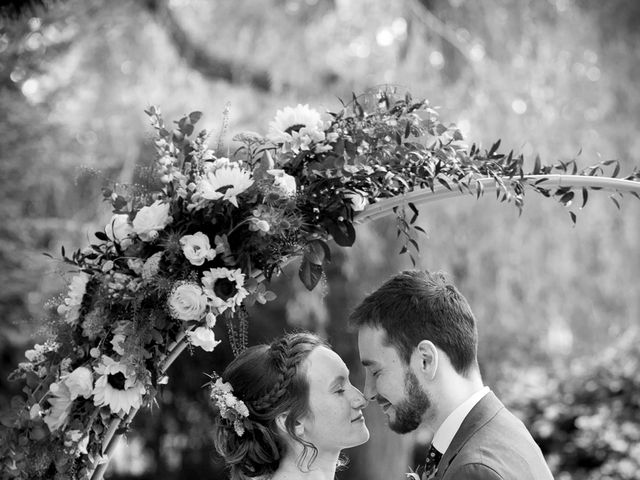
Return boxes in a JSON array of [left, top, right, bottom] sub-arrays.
[[329, 376, 346, 390]]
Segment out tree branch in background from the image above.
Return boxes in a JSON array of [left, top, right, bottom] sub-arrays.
[[144, 0, 273, 92], [409, 0, 474, 65]]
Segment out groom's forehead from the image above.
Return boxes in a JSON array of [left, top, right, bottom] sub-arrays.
[[358, 326, 399, 361]]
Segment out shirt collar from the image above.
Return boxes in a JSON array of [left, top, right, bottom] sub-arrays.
[[431, 386, 490, 454]]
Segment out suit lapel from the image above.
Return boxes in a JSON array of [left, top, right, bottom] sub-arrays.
[[434, 391, 504, 479]]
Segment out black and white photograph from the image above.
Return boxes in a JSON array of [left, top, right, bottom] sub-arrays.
[[1, 1, 639, 479]]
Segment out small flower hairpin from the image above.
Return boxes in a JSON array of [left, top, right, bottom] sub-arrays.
[[209, 372, 250, 436]]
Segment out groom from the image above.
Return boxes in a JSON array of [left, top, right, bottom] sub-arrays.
[[350, 270, 553, 480]]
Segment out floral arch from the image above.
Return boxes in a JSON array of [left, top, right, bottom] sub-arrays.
[[1, 90, 639, 480]]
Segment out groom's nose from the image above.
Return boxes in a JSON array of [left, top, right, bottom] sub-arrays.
[[363, 375, 377, 402]]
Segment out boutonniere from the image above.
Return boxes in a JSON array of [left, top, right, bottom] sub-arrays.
[[406, 464, 428, 480]]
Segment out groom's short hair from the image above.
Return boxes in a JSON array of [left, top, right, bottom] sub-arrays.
[[349, 269, 479, 375]]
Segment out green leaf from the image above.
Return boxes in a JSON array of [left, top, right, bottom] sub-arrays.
[[181, 123, 194, 136], [559, 191, 575, 206], [189, 111, 203, 124], [612, 161, 620, 178], [437, 176, 452, 190], [408, 202, 419, 224], [304, 240, 331, 265], [325, 218, 356, 247], [299, 259, 323, 291], [533, 155, 541, 175], [569, 211, 577, 224], [581, 188, 588, 209], [488, 139, 501, 157], [610, 195, 621, 210], [95, 231, 109, 242]]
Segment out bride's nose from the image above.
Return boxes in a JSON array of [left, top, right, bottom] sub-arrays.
[[351, 386, 368, 409]]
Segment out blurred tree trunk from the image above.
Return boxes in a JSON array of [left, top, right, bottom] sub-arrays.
[[325, 227, 415, 480]]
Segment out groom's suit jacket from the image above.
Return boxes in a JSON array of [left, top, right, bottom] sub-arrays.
[[434, 392, 554, 480]]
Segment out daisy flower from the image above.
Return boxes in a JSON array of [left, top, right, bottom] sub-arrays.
[[201, 268, 248, 313], [93, 356, 146, 416]]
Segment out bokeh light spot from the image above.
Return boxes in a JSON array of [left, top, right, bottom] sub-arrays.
[[376, 28, 394, 47], [511, 98, 527, 115], [429, 51, 445, 69]]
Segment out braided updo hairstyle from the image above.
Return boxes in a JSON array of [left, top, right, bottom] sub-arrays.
[[212, 332, 328, 480]]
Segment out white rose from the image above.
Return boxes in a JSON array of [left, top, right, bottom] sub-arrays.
[[105, 214, 134, 248], [168, 283, 208, 321], [187, 326, 221, 352], [267, 169, 297, 196], [180, 232, 216, 266], [133, 201, 171, 242], [63, 366, 93, 400], [344, 192, 368, 212]]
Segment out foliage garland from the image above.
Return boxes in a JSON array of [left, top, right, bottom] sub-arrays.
[[0, 89, 639, 479]]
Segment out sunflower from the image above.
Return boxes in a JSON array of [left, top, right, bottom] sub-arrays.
[[201, 268, 248, 313], [196, 163, 253, 207], [267, 104, 326, 153], [92, 356, 146, 416]]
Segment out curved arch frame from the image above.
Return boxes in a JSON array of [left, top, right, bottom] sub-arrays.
[[90, 174, 640, 480]]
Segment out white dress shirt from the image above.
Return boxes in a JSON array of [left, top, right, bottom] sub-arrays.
[[432, 386, 491, 455]]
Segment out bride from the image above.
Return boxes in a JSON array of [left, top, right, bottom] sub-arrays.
[[211, 332, 369, 480]]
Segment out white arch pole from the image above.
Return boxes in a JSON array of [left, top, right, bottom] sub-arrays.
[[354, 174, 640, 224]]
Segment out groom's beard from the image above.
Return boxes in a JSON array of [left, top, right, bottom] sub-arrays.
[[387, 370, 430, 434]]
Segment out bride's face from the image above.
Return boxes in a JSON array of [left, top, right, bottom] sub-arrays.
[[299, 346, 369, 452]]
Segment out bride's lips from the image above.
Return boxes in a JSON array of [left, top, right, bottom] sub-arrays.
[[351, 413, 365, 423]]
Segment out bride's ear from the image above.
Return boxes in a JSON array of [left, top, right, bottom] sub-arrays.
[[275, 413, 306, 438]]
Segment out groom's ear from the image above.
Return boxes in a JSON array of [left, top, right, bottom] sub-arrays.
[[413, 340, 438, 381]]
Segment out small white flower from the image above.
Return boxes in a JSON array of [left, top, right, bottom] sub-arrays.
[[187, 326, 221, 352], [63, 366, 93, 400], [344, 191, 369, 212], [142, 251, 164, 280], [201, 268, 248, 313], [105, 214, 134, 248], [267, 169, 297, 196], [57, 273, 91, 325], [65, 429, 90, 454], [29, 403, 41, 419], [127, 258, 144, 275], [111, 331, 126, 356], [132, 200, 171, 242], [168, 282, 208, 321], [180, 232, 217, 266], [205, 312, 217, 328], [196, 163, 254, 208]]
